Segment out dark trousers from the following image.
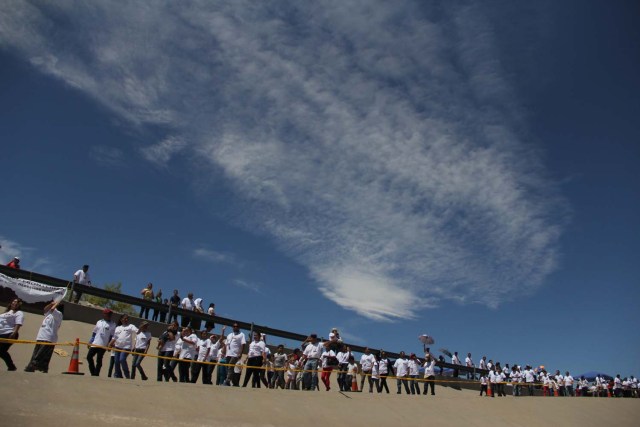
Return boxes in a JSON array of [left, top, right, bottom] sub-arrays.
[[378, 375, 390, 393], [139, 306, 150, 320], [179, 358, 192, 382], [480, 384, 488, 396], [337, 363, 348, 391], [0, 333, 17, 370], [225, 356, 240, 385], [423, 375, 435, 395], [243, 356, 263, 388], [181, 315, 191, 328], [202, 362, 214, 384], [167, 310, 178, 324], [157, 350, 172, 381], [397, 376, 411, 394], [87, 346, 107, 376], [191, 360, 210, 384], [25, 341, 54, 372], [361, 369, 373, 392]]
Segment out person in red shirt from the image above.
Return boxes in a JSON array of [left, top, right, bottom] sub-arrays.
[[6, 257, 20, 269]]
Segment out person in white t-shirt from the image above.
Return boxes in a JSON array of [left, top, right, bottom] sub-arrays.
[[190, 329, 211, 384], [243, 331, 267, 388], [408, 353, 420, 395], [393, 351, 411, 394], [0, 298, 24, 371], [157, 321, 178, 382], [72, 264, 91, 303], [451, 351, 461, 378], [301, 333, 326, 391], [24, 300, 63, 373], [564, 371, 575, 396], [224, 323, 246, 386], [271, 344, 288, 389], [178, 326, 198, 383], [423, 355, 437, 395], [86, 308, 115, 376], [131, 322, 152, 381], [108, 314, 139, 379], [465, 352, 475, 380], [511, 366, 522, 396], [360, 347, 376, 393], [320, 347, 337, 391], [377, 350, 392, 393], [180, 293, 195, 328]]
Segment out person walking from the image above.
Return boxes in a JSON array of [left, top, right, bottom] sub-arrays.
[[24, 300, 63, 373], [131, 322, 152, 380], [86, 308, 115, 376], [393, 351, 411, 394], [108, 314, 138, 379], [0, 298, 23, 371], [224, 324, 246, 386]]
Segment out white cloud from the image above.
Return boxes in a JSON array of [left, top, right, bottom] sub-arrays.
[[140, 136, 186, 166], [89, 145, 124, 166], [193, 248, 237, 266], [0, 1, 566, 320], [0, 236, 52, 273], [233, 279, 261, 294]]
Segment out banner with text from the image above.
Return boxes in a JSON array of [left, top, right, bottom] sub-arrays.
[[0, 273, 67, 303]]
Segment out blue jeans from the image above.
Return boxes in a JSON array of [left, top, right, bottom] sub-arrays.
[[303, 359, 319, 390], [114, 348, 130, 379], [131, 350, 147, 379]]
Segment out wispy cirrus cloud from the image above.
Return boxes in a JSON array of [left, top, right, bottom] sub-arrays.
[[0, 1, 567, 320], [89, 145, 124, 166], [0, 235, 52, 274], [193, 248, 237, 266], [233, 279, 261, 294]]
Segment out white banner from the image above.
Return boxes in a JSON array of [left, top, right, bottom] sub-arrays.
[[0, 273, 67, 303]]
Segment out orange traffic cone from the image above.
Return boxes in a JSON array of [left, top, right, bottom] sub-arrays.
[[351, 376, 358, 392], [62, 338, 85, 375], [488, 384, 493, 397]]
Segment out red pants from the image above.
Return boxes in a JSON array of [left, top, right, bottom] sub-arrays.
[[321, 367, 333, 390]]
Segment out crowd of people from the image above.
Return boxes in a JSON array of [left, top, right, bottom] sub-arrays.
[[1, 258, 639, 399]]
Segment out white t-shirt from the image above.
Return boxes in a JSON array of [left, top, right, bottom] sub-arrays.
[[451, 354, 461, 365], [36, 309, 63, 342], [360, 353, 375, 371], [135, 331, 152, 350], [371, 362, 380, 379], [0, 310, 24, 335], [160, 330, 176, 352], [74, 269, 91, 284], [113, 324, 139, 350], [226, 332, 246, 358], [423, 360, 436, 377], [337, 351, 350, 364], [91, 319, 116, 347], [479, 359, 487, 370], [465, 356, 473, 367], [207, 307, 215, 316], [408, 359, 420, 376], [564, 375, 574, 387], [181, 297, 194, 311], [303, 341, 324, 359], [208, 340, 221, 361], [248, 340, 266, 358], [321, 349, 336, 368], [525, 370, 535, 383], [179, 333, 198, 359], [378, 358, 389, 374], [196, 338, 211, 361], [393, 358, 409, 376]]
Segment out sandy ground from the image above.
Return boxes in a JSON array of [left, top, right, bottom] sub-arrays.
[[0, 312, 638, 427]]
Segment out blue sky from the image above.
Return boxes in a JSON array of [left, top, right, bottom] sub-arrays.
[[1, 1, 638, 376]]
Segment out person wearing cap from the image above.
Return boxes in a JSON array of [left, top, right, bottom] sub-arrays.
[[6, 256, 20, 269], [86, 308, 116, 376], [131, 322, 152, 380]]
